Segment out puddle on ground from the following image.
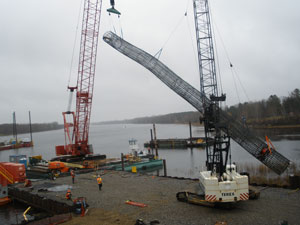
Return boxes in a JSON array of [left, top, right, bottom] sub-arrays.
[[47, 185, 72, 192]]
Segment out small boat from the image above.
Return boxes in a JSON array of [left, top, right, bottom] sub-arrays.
[[128, 138, 151, 158]]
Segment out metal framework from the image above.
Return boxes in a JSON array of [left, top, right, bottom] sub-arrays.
[[103, 31, 290, 174], [60, 0, 102, 156], [75, 0, 102, 154], [193, 0, 218, 98], [193, 0, 229, 175]]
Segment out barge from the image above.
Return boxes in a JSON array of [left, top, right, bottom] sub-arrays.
[[144, 137, 213, 149]]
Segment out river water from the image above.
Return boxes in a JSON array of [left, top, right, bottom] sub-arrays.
[[0, 123, 299, 224]]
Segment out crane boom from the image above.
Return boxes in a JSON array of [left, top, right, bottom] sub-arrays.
[[103, 31, 290, 175], [193, 0, 218, 98], [56, 0, 103, 156], [75, 0, 102, 154], [193, 0, 229, 176]]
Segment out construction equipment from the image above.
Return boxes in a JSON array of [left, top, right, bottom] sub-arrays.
[[0, 162, 26, 206], [73, 197, 88, 216], [48, 161, 84, 175], [103, 26, 290, 205], [103, 32, 290, 174], [55, 0, 120, 158]]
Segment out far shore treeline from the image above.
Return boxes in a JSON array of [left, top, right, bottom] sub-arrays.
[[0, 122, 63, 136], [1, 88, 299, 136], [98, 88, 300, 130]]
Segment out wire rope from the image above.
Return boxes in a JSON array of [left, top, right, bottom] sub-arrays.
[[68, 0, 84, 87], [213, 20, 251, 103], [209, 1, 225, 108], [118, 16, 124, 39], [154, 13, 186, 58], [231, 66, 241, 103], [233, 66, 250, 102], [185, 11, 199, 80]]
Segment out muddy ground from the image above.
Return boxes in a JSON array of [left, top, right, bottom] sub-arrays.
[[27, 171, 300, 225]]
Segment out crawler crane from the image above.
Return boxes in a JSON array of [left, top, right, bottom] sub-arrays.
[[103, 0, 290, 204], [55, 0, 120, 161]]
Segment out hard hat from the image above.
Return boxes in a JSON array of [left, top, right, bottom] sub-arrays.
[[67, 189, 71, 192]]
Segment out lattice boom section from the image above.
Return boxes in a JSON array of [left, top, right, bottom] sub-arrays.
[[76, 0, 102, 147], [103, 31, 205, 114], [220, 111, 290, 174], [193, 0, 218, 98], [103, 31, 290, 174]]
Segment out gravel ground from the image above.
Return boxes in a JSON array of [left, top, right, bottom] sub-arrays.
[[27, 171, 300, 225]]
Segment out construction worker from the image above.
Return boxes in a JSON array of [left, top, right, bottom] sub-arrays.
[[66, 189, 72, 200], [259, 148, 268, 160], [97, 175, 102, 191], [70, 169, 75, 184], [24, 179, 32, 187]]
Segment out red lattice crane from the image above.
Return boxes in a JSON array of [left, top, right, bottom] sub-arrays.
[[55, 0, 120, 157]]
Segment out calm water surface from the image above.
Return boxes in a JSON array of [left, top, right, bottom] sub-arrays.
[[0, 124, 299, 224]]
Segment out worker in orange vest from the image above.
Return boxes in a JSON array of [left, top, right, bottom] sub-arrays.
[[70, 169, 75, 184], [97, 175, 102, 191], [24, 179, 32, 187], [66, 189, 72, 200], [259, 147, 268, 160]]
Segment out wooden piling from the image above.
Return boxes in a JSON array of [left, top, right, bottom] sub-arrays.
[[121, 153, 124, 171], [29, 111, 33, 144], [153, 124, 158, 157], [150, 129, 154, 154], [189, 122, 192, 145], [163, 159, 167, 177]]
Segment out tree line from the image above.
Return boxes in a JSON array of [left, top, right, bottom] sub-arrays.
[[0, 122, 63, 136], [226, 88, 300, 126], [98, 88, 300, 127]]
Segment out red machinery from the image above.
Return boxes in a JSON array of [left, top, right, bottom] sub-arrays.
[[56, 0, 120, 157]]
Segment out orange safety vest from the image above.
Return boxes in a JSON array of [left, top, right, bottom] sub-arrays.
[[97, 177, 102, 184], [71, 170, 75, 177], [66, 191, 71, 199], [261, 148, 267, 155]]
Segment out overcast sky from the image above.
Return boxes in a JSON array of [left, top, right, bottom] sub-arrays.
[[0, 0, 299, 124]]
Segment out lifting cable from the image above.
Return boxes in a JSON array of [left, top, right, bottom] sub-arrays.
[[213, 20, 250, 103], [118, 16, 124, 39], [68, 0, 84, 87], [184, 4, 199, 79], [208, 1, 224, 99], [154, 13, 186, 59], [231, 65, 241, 103], [109, 15, 117, 35], [109, 12, 123, 39]]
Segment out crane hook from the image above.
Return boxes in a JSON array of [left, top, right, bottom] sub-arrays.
[[107, 0, 121, 17]]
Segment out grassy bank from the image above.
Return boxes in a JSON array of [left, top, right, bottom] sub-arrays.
[[237, 162, 300, 188]]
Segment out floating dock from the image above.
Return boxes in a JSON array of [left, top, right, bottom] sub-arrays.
[[104, 159, 163, 172], [144, 137, 213, 149]]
